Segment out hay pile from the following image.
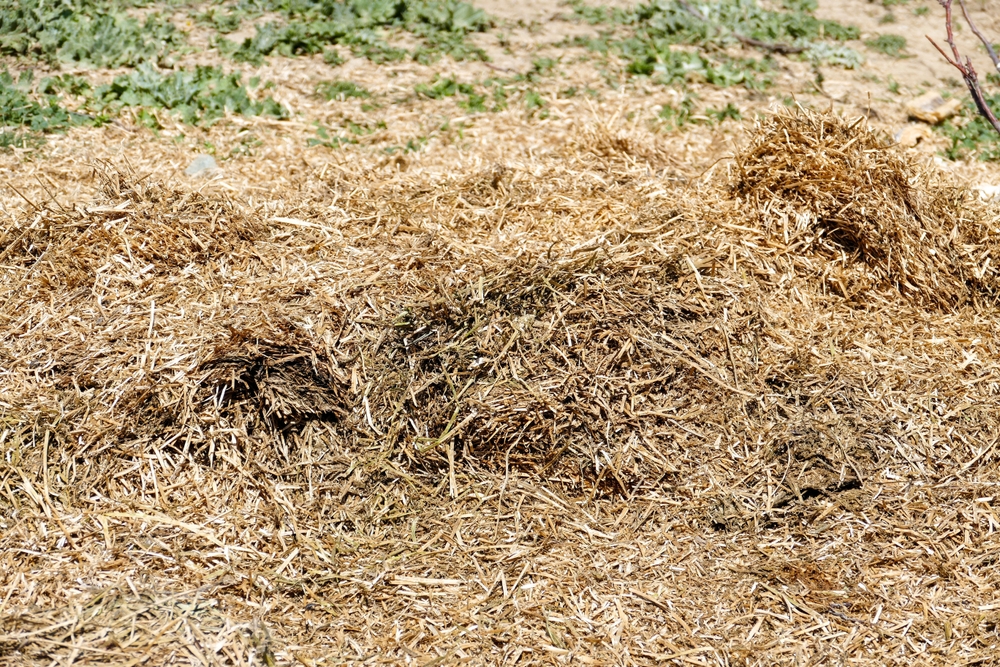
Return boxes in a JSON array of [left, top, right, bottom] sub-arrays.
[[733, 107, 1000, 305], [4, 107, 1000, 665]]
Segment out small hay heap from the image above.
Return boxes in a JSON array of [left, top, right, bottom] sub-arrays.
[[733, 107, 997, 304]]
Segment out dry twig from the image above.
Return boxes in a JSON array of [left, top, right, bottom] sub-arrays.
[[927, 0, 1000, 136]]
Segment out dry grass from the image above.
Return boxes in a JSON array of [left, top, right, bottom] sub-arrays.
[[733, 107, 999, 306], [4, 67, 1000, 666]]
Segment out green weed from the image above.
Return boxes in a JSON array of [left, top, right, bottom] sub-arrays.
[[523, 89, 546, 115], [938, 92, 1000, 161], [0, 0, 185, 67], [94, 63, 287, 125], [571, 0, 860, 90], [309, 117, 387, 148], [657, 96, 739, 130], [658, 96, 694, 130], [0, 70, 91, 148], [415, 76, 491, 111], [316, 80, 371, 100], [309, 124, 358, 148], [39, 74, 92, 96], [385, 134, 429, 153], [416, 76, 472, 99], [706, 102, 741, 122], [805, 43, 863, 68], [216, 0, 491, 66], [323, 47, 346, 65], [568, 1, 636, 25], [865, 34, 907, 57]]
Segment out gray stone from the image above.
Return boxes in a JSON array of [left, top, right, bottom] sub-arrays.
[[185, 154, 218, 177]]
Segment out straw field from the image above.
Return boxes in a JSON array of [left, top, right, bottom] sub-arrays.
[[4, 0, 1000, 664]]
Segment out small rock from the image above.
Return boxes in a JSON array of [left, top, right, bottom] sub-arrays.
[[905, 91, 962, 124], [894, 123, 933, 147], [185, 154, 218, 177], [972, 184, 1000, 200]]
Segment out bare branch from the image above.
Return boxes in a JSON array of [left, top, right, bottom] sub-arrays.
[[958, 0, 1000, 73], [927, 0, 1000, 137]]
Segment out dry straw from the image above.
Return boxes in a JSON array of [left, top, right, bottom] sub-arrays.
[[733, 106, 999, 306], [3, 102, 1000, 665]]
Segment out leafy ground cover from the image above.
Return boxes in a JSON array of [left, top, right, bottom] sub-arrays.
[[316, 79, 372, 100], [94, 63, 287, 126], [0, 71, 93, 148], [0, 0, 184, 67], [864, 32, 907, 57], [568, 0, 862, 88], [0, 0, 995, 162], [215, 0, 492, 65], [0, 0, 872, 150], [939, 89, 1000, 162]]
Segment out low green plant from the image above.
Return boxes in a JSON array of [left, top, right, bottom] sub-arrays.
[[626, 48, 775, 88], [523, 89, 546, 115], [308, 124, 358, 148], [0, 0, 185, 67], [657, 96, 740, 129], [570, 0, 860, 90], [217, 0, 491, 66], [416, 76, 471, 99], [414, 76, 491, 111], [94, 63, 287, 125], [865, 34, 907, 57], [568, 0, 636, 25], [0, 70, 91, 148], [806, 43, 864, 68], [308, 116, 387, 147], [345, 118, 387, 135], [39, 74, 92, 96], [316, 80, 371, 100], [385, 134, 429, 153], [192, 6, 247, 34], [706, 102, 741, 122], [658, 96, 695, 130], [938, 92, 1000, 161], [323, 47, 346, 66]]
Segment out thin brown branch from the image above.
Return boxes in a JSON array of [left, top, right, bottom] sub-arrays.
[[734, 34, 807, 55], [958, 0, 1000, 73], [927, 0, 1000, 137]]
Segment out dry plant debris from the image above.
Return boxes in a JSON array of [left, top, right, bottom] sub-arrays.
[[734, 107, 1000, 306], [4, 102, 1000, 666]]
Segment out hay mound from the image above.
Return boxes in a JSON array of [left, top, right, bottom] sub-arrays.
[[732, 108, 996, 304], [7, 108, 1000, 666], [3, 163, 262, 296]]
